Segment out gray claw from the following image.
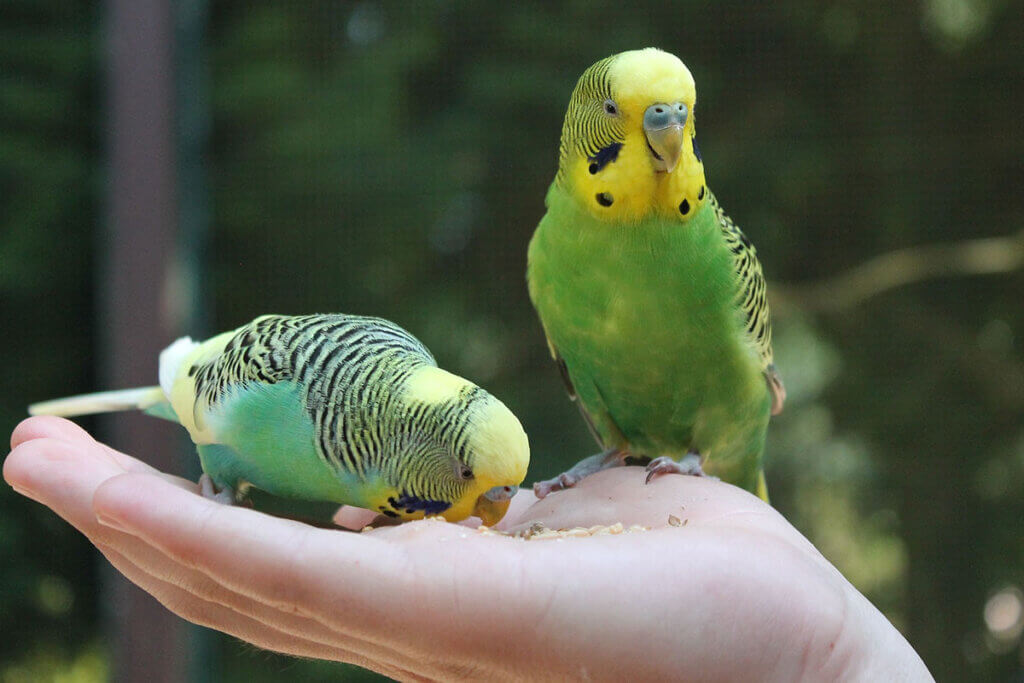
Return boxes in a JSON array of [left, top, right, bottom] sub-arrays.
[[533, 472, 578, 499], [644, 453, 709, 484]]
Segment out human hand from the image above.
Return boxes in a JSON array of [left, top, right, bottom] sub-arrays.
[[4, 417, 931, 681]]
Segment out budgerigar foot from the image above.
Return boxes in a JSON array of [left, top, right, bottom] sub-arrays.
[[199, 474, 236, 505], [533, 447, 627, 499], [533, 472, 579, 499], [645, 452, 716, 484]]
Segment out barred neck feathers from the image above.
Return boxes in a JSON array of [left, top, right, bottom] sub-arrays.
[[397, 366, 528, 489], [400, 366, 529, 503], [555, 48, 708, 224]]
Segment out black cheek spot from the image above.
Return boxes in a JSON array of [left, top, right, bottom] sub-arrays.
[[698, 185, 705, 200], [596, 193, 614, 207], [381, 509, 399, 518], [588, 142, 623, 174], [679, 199, 691, 215]]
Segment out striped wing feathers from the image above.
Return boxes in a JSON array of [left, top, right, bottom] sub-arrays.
[[708, 193, 774, 368], [170, 314, 434, 442], [708, 194, 785, 414]]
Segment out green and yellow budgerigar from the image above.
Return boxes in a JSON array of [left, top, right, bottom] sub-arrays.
[[30, 314, 529, 524], [529, 48, 785, 501]]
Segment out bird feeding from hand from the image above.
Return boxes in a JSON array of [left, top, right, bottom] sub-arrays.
[[30, 314, 529, 525]]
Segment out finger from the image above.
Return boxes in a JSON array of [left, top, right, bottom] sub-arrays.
[[4, 436, 123, 509], [92, 473, 417, 631], [95, 544, 421, 679], [3, 437, 195, 534], [12, 415, 97, 449], [332, 505, 380, 530], [9, 416, 173, 477], [96, 520, 431, 674]]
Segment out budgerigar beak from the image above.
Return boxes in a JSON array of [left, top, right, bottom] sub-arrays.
[[473, 485, 517, 526], [644, 102, 688, 174]]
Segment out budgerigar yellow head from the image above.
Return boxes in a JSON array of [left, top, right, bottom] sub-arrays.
[[556, 48, 707, 223], [389, 366, 529, 525]]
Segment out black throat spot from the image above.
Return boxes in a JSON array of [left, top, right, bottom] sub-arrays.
[[588, 142, 623, 174]]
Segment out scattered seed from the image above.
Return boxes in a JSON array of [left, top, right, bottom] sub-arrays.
[[475, 521, 649, 540]]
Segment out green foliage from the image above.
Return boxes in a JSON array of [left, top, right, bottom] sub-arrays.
[[2, 0, 1023, 680], [1, 642, 107, 683]]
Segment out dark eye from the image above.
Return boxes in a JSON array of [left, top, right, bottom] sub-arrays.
[[458, 465, 474, 480], [603, 99, 618, 116]]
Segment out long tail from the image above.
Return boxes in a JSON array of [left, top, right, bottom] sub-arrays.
[[29, 387, 166, 418]]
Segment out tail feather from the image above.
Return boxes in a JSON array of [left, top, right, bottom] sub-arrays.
[[29, 387, 166, 418]]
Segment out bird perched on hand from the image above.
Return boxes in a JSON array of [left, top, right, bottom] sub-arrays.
[[528, 48, 784, 501], [29, 314, 529, 524]]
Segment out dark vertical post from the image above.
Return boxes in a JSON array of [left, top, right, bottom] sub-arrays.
[[175, 0, 211, 341], [104, 0, 189, 681], [176, 0, 216, 681]]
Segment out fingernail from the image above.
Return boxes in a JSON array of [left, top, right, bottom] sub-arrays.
[[95, 512, 128, 532]]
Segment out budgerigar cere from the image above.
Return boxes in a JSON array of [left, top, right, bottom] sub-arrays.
[[30, 314, 529, 524], [529, 48, 785, 501]]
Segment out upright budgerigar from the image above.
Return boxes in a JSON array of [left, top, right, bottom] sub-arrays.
[[30, 314, 529, 524], [528, 48, 785, 501]]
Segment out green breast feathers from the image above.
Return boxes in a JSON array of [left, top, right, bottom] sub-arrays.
[[528, 48, 784, 502]]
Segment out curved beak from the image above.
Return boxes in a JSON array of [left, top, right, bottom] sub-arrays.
[[644, 102, 688, 174], [473, 485, 517, 526]]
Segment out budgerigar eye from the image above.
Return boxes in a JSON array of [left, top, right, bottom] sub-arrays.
[[603, 99, 618, 116], [458, 465, 474, 480]]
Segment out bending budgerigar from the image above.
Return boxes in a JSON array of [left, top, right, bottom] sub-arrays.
[[29, 314, 529, 524], [528, 48, 785, 501]]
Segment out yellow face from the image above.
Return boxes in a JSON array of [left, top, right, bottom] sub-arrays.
[[444, 397, 530, 524], [558, 48, 708, 224], [374, 366, 529, 525]]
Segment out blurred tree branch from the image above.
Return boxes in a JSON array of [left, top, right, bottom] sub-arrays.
[[772, 230, 1024, 314]]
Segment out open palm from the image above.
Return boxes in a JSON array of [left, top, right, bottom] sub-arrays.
[[4, 416, 930, 681]]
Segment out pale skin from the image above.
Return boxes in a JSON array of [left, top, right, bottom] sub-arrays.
[[4, 416, 932, 682]]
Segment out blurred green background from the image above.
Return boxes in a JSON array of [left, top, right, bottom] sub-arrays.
[[2, 1, 1023, 681]]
